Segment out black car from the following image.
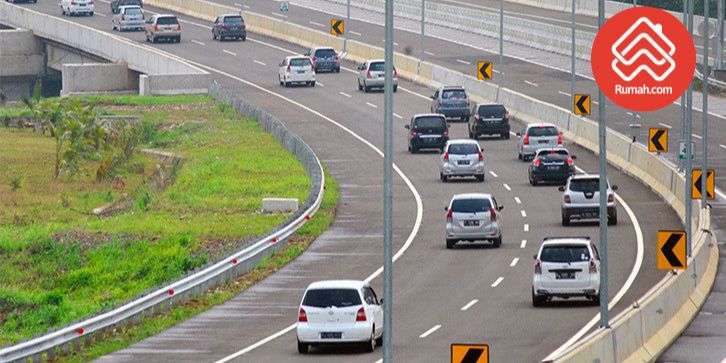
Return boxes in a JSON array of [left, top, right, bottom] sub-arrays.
[[528, 148, 576, 186], [212, 14, 246, 41], [111, 0, 141, 13], [468, 103, 510, 140], [405, 114, 449, 153]]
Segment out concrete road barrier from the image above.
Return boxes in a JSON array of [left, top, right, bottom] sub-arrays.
[[262, 198, 299, 213]]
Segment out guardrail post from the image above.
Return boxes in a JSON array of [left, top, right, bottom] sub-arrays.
[[46, 347, 56, 361], [31, 352, 41, 363]]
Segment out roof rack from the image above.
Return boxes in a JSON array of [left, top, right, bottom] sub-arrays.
[[543, 236, 591, 241]]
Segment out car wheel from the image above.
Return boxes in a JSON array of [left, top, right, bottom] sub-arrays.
[[89, 11, 93, 16], [393, 85, 398, 92], [176, 36, 181, 43], [440, 173, 447, 182], [151, 35, 157, 43], [411, 146, 418, 154], [492, 236, 501, 248], [310, 81, 316, 87], [532, 288, 546, 307], [335, 67, 340, 73], [591, 294, 601, 306], [529, 173, 537, 186], [363, 81, 370, 93], [517, 151, 522, 160], [297, 340, 308, 354], [363, 329, 375, 353], [284, 78, 289, 87], [241, 35, 246, 41], [446, 239, 455, 249], [468, 129, 474, 139], [608, 213, 617, 226], [476, 175, 485, 182], [561, 211, 570, 226], [375, 334, 383, 346], [358, 79, 363, 91], [213, 31, 217, 40], [505, 132, 510, 140]]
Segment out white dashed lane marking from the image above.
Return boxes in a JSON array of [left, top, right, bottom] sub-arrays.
[[460, 299, 478, 311], [524, 80, 539, 87], [366, 102, 378, 109], [350, 30, 362, 36], [558, 91, 571, 97], [510, 258, 519, 267], [419, 325, 441, 338], [514, 197, 521, 204], [491, 277, 504, 287], [339, 91, 352, 98], [489, 171, 499, 178], [223, 49, 237, 56], [253, 60, 266, 66], [191, 39, 206, 46], [308, 21, 325, 27], [658, 123, 672, 129], [393, 113, 403, 119], [503, 183, 511, 191], [524, 224, 529, 232], [521, 210, 527, 217], [521, 240, 527, 248], [456, 59, 471, 65]]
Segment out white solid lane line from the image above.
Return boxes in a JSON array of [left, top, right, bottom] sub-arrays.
[[424, 51, 436, 56], [272, 12, 285, 18], [366, 102, 378, 109], [460, 299, 478, 311], [558, 91, 571, 97], [253, 60, 266, 66], [350, 30, 362, 36], [223, 49, 237, 56], [524, 80, 539, 87], [514, 197, 521, 204], [503, 183, 511, 191], [308, 21, 324, 27], [393, 113, 403, 119], [658, 122, 673, 129], [419, 325, 442, 338], [244, 4, 250, 8], [720, 144, 726, 150], [339, 91, 352, 98], [95, 12, 107, 17], [456, 59, 471, 65], [317, 82, 324, 87], [521, 210, 527, 217], [191, 39, 205, 46], [489, 171, 499, 178], [520, 240, 527, 248], [491, 277, 504, 287], [510, 258, 519, 267], [524, 224, 529, 232], [693, 134, 703, 139]]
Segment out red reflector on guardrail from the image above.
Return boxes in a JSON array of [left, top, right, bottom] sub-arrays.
[[272, 237, 278, 243], [305, 215, 311, 220], [168, 289, 174, 295], [77, 328, 84, 335], [231, 258, 238, 265], [323, 185, 327, 190]]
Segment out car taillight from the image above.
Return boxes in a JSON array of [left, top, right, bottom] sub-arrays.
[[534, 259, 542, 274], [474, 114, 480, 121], [176, 23, 181, 31], [335, 55, 340, 61], [437, 100, 442, 107], [356, 307, 367, 322], [411, 130, 417, 137], [446, 209, 453, 223], [222, 24, 229, 29], [443, 129, 448, 137], [88, 0, 93, 4], [71, 1, 77, 4], [489, 208, 496, 220], [589, 259, 597, 273], [608, 194, 614, 203], [504, 111, 509, 123], [558, 133, 563, 145], [154, 24, 159, 31], [366, 70, 372, 78], [564, 195, 571, 203], [298, 308, 307, 322], [312, 56, 317, 63], [533, 158, 541, 167], [121, 14, 125, 20], [241, 24, 246, 29], [393, 69, 398, 77], [443, 152, 449, 162], [478, 151, 483, 161], [523, 135, 529, 145], [566, 157, 574, 166], [287, 64, 291, 72]]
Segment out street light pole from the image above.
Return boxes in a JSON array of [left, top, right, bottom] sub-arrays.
[[686, 0, 694, 257], [497, 0, 503, 101], [702, 0, 709, 209], [344, 0, 350, 52], [571, 0, 575, 100], [718, 0, 724, 69], [682, 0, 688, 173], [383, 0, 394, 361], [420, 0, 425, 74], [631, 0, 638, 131], [597, 0, 609, 329]]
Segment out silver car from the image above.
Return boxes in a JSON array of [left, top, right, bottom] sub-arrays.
[[112, 5, 144, 32], [145, 14, 181, 43], [559, 174, 618, 226], [516, 123, 563, 161], [307, 46, 340, 73], [357, 59, 398, 93], [439, 139, 485, 182], [445, 193, 503, 249]]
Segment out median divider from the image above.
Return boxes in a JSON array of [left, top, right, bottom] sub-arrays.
[[129, 5, 719, 362]]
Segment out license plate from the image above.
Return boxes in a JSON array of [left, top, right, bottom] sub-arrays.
[[547, 166, 560, 170], [555, 271, 576, 279], [463, 220, 479, 226], [583, 212, 597, 218], [457, 160, 470, 165], [297, 71, 305, 74], [321, 332, 342, 339], [538, 140, 549, 144]]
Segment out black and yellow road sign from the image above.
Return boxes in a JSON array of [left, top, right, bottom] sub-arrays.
[[648, 128, 668, 153], [477, 61, 492, 80], [330, 18, 344, 35], [657, 230, 686, 270], [573, 94, 591, 115], [451, 344, 489, 363], [691, 169, 715, 200]]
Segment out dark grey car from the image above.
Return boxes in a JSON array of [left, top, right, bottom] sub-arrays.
[[431, 86, 469, 121], [307, 47, 340, 73], [468, 103, 510, 140], [212, 14, 246, 41]]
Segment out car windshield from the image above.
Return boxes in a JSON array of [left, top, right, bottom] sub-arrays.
[[569, 178, 602, 192], [447, 143, 479, 155], [442, 89, 466, 99], [122, 0, 141, 5], [223, 16, 243, 24], [537, 150, 569, 161], [478, 105, 506, 118], [156, 17, 178, 25], [540, 245, 591, 263], [527, 126, 558, 137], [302, 288, 362, 308], [451, 198, 491, 213], [413, 117, 445, 129], [315, 49, 336, 58], [369, 62, 387, 71], [290, 58, 311, 67], [124, 7, 142, 14]]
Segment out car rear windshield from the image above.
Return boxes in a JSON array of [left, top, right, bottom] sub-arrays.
[[369, 62, 392, 72], [447, 143, 479, 155], [124, 7, 142, 14], [478, 105, 506, 118], [569, 178, 601, 192], [223, 16, 243, 24], [451, 198, 491, 213], [122, 0, 142, 5], [156, 16, 178, 25], [315, 49, 336, 58], [302, 288, 362, 308], [413, 116, 445, 129], [537, 149, 569, 161], [540, 245, 591, 263], [290, 58, 312, 67], [527, 126, 558, 137], [442, 89, 467, 99]]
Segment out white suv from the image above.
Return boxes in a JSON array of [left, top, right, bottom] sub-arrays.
[[516, 123, 562, 161], [296, 280, 383, 354], [445, 193, 503, 249], [532, 237, 601, 306], [440, 139, 485, 182], [559, 174, 618, 226]]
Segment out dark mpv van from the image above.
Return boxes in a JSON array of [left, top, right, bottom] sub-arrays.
[[405, 114, 449, 153]]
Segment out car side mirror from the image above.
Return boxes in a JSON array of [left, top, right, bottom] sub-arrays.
[[571, 155, 577, 160], [612, 185, 619, 191], [533, 254, 537, 260], [379, 298, 384, 304], [404, 125, 410, 129], [516, 132, 521, 137], [430, 95, 436, 99], [497, 205, 504, 211], [558, 186, 566, 192]]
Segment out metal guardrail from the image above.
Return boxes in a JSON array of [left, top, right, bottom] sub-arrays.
[[0, 82, 326, 363]]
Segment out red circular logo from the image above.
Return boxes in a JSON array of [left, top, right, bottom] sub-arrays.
[[591, 7, 696, 112]]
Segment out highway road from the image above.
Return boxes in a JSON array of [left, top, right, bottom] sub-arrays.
[[5, 1, 685, 362]]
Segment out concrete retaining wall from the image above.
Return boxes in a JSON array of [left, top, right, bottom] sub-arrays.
[[60, 63, 138, 96], [139, 73, 211, 95], [0, 29, 43, 77]]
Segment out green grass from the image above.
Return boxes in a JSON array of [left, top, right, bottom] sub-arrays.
[[0, 95, 330, 348]]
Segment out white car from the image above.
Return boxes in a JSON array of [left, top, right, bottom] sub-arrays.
[[112, 5, 144, 31], [445, 193, 503, 249], [516, 123, 562, 161], [60, 0, 94, 16], [559, 174, 618, 226], [356, 59, 398, 92], [440, 139, 485, 182], [296, 280, 383, 354], [532, 237, 601, 306], [279, 55, 316, 87]]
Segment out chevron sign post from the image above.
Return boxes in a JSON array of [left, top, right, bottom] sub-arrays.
[[591, 7, 696, 112]]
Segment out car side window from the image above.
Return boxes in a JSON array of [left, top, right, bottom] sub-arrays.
[[491, 198, 498, 209], [471, 105, 477, 115], [433, 90, 439, 98], [214, 17, 220, 24], [591, 244, 600, 259], [363, 287, 378, 305]]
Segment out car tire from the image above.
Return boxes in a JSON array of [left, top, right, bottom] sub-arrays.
[[492, 236, 501, 248], [363, 81, 370, 93], [375, 334, 383, 346], [468, 129, 474, 139], [410, 146, 418, 154], [363, 329, 376, 353], [310, 81, 316, 87], [297, 340, 308, 354], [89, 11, 94, 16], [561, 211, 570, 226], [213, 32, 217, 40], [176, 36, 181, 43], [529, 173, 537, 186], [241, 35, 246, 41], [446, 239, 455, 249], [476, 175, 485, 182], [517, 151, 522, 160], [151, 36, 157, 43], [608, 212, 617, 226], [393, 85, 398, 92], [358, 79, 363, 91], [501, 132, 507, 139], [440, 173, 447, 182], [591, 294, 601, 306], [335, 67, 340, 73], [505, 132, 510, 140], [532, 289, 546, 307]]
